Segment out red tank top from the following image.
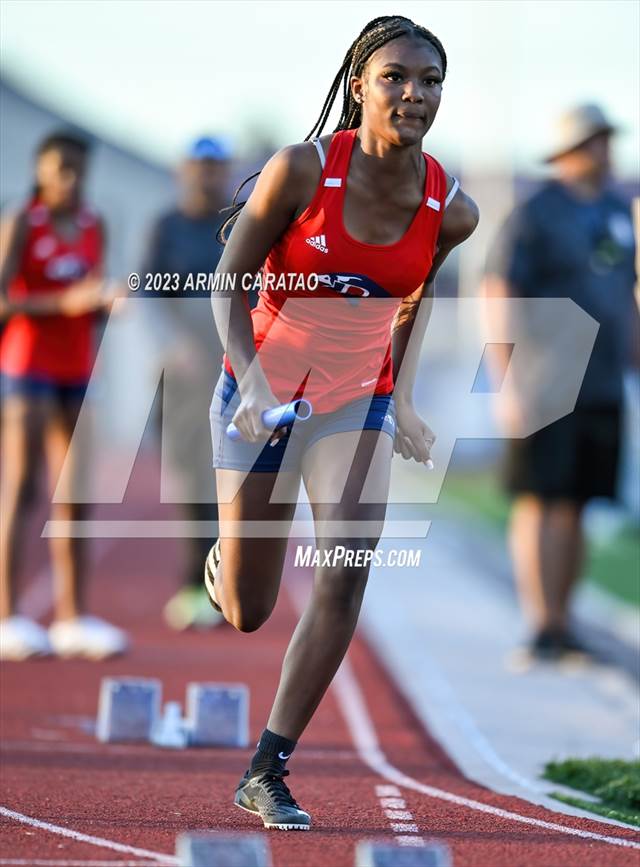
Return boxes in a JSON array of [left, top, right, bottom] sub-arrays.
[[1, 199, 103, 382], [224, 127, 447, 412]]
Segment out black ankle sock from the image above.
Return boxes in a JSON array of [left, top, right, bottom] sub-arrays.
[[249, 728, 297, 776]]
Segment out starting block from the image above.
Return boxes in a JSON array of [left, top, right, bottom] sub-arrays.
[[96, 677, 161, 743], [176, 832, 271, 867], [185, 682, 249, 747], [355, 840, 451, 867]]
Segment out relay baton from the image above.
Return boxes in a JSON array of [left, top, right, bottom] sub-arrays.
[[226, 399, 313, 441]]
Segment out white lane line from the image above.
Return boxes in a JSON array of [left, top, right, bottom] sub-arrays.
[[375, 785, 401, 798], [286, 576, 640, 850], [390, 822, 420, 833], [333, 655, 640, 851], [0, 808, 178, 865], [407, 646, 547, 792], [373, 786, 424, 844], [379, 797, 406, 809]]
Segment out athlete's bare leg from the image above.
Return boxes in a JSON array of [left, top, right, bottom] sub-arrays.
[[266, 429, 392, 740], [213, 467, 302, 632], [43, 397, 88, 621], [0, 395, 48, 619]]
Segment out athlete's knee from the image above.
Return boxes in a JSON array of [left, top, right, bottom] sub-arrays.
[[226, 600, 272, 633], [314, 540, 373, 612], [315, 572, 368, 618]]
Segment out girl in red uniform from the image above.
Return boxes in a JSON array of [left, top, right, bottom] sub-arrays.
[[0, 131, 127, 660], [206, 16, 478, 829]]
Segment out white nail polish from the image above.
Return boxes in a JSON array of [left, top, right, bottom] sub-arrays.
[[426, 459, 434, 470]]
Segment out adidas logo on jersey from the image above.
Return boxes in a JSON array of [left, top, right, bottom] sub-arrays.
[[305, 234, 328, 254]]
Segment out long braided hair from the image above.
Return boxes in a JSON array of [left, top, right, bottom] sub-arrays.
[[217, 15, 446, 244]]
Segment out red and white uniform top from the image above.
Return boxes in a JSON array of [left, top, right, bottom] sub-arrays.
[[224, 127, 457, 412], [1, 198, 103, 382]]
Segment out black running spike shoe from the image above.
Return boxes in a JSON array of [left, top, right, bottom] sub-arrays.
[[234, 769, 311, 831], [203, 538, 222, 613]]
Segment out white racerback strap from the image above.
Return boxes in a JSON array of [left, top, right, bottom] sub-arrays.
[[445, 177, 460, 209], [312, 138, 326, 170], [313, 136, 343, 187]]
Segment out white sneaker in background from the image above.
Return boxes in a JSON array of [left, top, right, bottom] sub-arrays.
[[0, 616, 53, 661], [49, 616, 129, 660]]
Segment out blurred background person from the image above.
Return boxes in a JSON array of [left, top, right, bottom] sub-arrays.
[[483, 104, 639, 663], [0, 129, 128, 660], [140, 135, 233, 630]]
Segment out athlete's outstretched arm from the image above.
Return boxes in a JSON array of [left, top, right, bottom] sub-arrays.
[[391, 278, 434, 404], [391, 185, 479, 463], [209, 143, 315, 442]]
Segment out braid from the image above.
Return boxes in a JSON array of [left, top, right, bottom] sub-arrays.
[[217, 15, 446, 244], [306, 16, 446, 139]]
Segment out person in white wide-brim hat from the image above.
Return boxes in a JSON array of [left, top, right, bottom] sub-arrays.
[[483, 102, 639, 666], [542, 103, 617, 163]]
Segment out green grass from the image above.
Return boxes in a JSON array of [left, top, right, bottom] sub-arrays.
[[439, 469, 510, 528], [587, 527, 640, 608], [439, 468, 640, 609], [543, 758, 640, 827]]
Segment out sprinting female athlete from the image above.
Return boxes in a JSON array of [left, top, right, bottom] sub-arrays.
[[0, 131, 127, 660], [206, 16, 478, 830]]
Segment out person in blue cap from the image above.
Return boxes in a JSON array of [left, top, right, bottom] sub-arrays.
[[140, 135, 233, 629], [189, 136, 234, 162]]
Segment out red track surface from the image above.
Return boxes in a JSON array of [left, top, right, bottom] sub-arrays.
[[1, 455, 639, 866]]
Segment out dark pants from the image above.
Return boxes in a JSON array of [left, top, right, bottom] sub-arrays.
[[504, 404, 621, 503]]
